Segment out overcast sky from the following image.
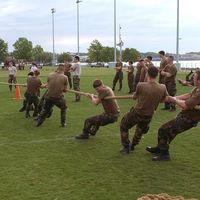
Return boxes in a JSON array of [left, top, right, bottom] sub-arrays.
[[0, 0, 200, 54]]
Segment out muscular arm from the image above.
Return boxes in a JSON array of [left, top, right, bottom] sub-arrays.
[[114, 67, 121, 70], [40, 83, 47, 89], [174, 98, 188, 110], [175, 93, 190, 100], [63, 85, 68, 93], [164, 96, 176, 103], [105, 95, 134, 100], [161, 71, 172, 77], [90, 94, 101, 105]]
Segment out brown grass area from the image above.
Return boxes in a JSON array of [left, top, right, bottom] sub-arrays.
[[138, 193, 198, 200]]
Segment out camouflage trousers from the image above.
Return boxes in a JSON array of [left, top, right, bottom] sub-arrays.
[[65, 72, 72, 89], [158, 113, 198, 150], [26, 93, 39, 117], [83, 112, 119, 136], [164, 81, 177, 109], [159, 73, 165, 84], [37, 96, 67, 125], [37, 90, 50, 114], [73, 75, 80, 101], [8, 75, 17, 91], [128, 73, 134, 93], [120, 107, 152, 148], [133, 76, 140, 92], [20, 91, 28, 111], [112, 72, 123, 91]]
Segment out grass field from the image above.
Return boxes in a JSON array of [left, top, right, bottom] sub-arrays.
[[0, 67, 199, 200]]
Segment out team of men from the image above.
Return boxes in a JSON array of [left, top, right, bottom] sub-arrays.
[[15, 53, 200, 161]]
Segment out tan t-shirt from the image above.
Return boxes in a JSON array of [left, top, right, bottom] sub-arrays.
[[139, 66, 148, 82], [98, 86, 120, 115], [133, 82, 168, 116], [115, 62, 123, 73], [128, 65, 134, 75], [181, 87, 200, 121], [27, 76, 42, 96], [46, 72, 68, 98], [164, 64, 177, 82], [160, 57, 168, 70], [148, 61, 154, 68], [135, 63, 142, 82]]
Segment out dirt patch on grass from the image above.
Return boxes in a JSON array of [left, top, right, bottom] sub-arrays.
[[138, 193, 198, 200]]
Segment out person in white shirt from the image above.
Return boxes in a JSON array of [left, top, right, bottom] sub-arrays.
[[30, 63, 38, 73], [71, 56, 81, 102], [8, 61, 17, 91]]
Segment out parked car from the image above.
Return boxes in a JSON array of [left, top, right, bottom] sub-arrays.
[[0, 62, 4, 69], [90, 62, 104, 68]]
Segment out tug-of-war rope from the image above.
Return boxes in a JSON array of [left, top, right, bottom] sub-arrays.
[[0, 81, 133, 100]]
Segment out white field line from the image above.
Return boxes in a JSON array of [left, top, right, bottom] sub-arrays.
[[0, 134, 118, 147], [0, 136, 75, 147]]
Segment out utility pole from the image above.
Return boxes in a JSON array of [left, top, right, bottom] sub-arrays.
[[117, 25, 124, 61]]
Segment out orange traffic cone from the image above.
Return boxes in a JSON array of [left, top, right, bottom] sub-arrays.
[[13, 85, 23, 100]]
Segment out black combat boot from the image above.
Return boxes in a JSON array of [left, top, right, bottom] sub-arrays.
[[130, 143, 135, 151], [75, 133, 89, 139], [146, 146, 161, 154], [36, 117, 45, 127], [120, 144, 131, 154], [60, 123, 67, 128], [152, 150, 170, 161], [169, 105, 176, 112]]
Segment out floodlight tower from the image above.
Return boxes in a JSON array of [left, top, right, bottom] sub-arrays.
[[76, 0, 82, 56], [176, 0, 180, 70], [114, 0, 117, 63], [51, 8, 56, 66]]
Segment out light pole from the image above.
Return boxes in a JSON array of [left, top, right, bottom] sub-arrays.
[[114, 0, 117, 63], [51, 8, 56, 66], [176, 0, 180, 70], [76, 0, 82, 56]]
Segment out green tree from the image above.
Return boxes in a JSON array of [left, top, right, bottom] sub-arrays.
[[101, 47, 119, 62], [32, 45, 44, 63], [0, 38, 8, 62], [88, 39, 103, 62], [122, 48, 140, 62], [41, 52, 53, 64], [13, 37, 33, 61], [57, 52, 72, 63]]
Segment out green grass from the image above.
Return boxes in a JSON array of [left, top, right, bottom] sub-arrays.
[[0, 67, 199, 200]]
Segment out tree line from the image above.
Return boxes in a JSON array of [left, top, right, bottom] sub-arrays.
[[0, 37, 140, 64], [0, 37, 72, 64]]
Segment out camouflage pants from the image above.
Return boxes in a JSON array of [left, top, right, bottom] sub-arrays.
[[128, 73, 134, 93], [164, 81, 176, 109], [20, 91, 28, 110], [8, 75, 17, 91], [65, 72, 72, 89], [112, 72, 123, 91], [83, 112, 119, 136], [133, 77, 140, 92], [120, 107, 152, 147], [26, 93, 39, 117], [159, 73, 165, 84], [73, 75, 80, 101], [158, 113, 198, 150], [38, 96, 67, 125]]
